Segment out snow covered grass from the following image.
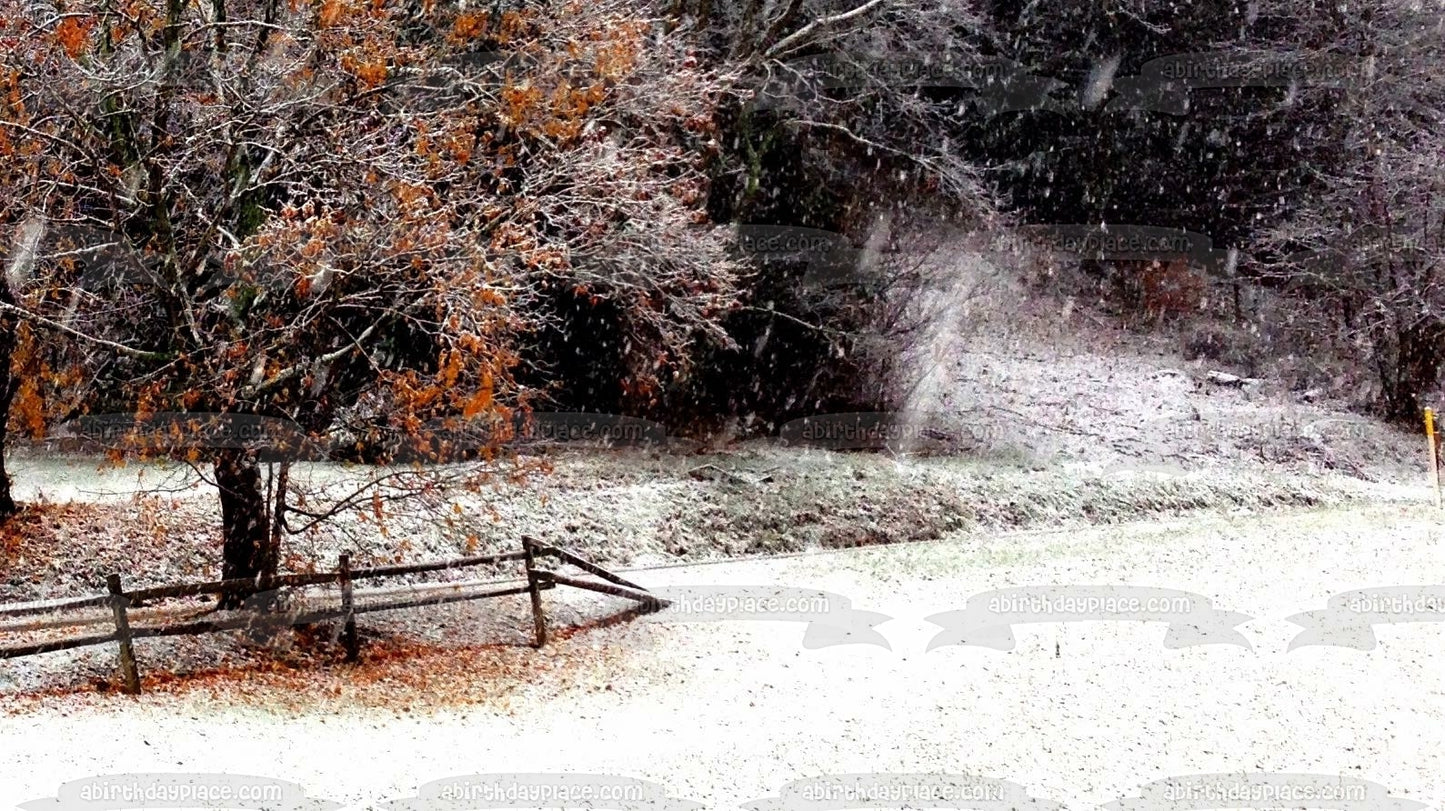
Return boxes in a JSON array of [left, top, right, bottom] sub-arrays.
[[1, 236, 1438, 806], [0, 446, 1377, 607], [1, 502, 1442, 809], [0, 438, 1398, 702]]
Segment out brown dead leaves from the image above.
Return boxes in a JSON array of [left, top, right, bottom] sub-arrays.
[[1, 624, 638, 716]]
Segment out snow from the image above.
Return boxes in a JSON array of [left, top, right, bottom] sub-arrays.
[[1, 241, 1440, 807], [2, 503, 1443, 808]]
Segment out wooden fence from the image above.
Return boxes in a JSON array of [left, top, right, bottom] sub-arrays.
[[0, 537, 667, 695]]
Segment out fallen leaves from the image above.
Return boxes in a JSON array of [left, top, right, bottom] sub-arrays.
[[1, 618, 639, 716], [0, 499, 221, 605], [0, 503, 92, 585]]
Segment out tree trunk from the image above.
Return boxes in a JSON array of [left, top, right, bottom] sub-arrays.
[[0, 288, 22, 523], [1380, 320, 1445, 425], [215, 448, 275, 609]]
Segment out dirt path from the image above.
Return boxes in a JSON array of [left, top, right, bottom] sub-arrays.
[[2, 502, 1442, 808]]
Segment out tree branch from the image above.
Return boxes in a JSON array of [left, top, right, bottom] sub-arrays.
[[0, 300, 170, 360]]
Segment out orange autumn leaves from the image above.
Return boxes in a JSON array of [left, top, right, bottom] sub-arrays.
[[495, 28, 643, 145], [306, 0, 646, 154], [50, 0, 197, 58], [54, 15, 94, 58], [385, 346, 504, 433], [7, 0, 727, 463], [9, 323, 84, 441], [498, 81, 611, 143], [314, 0, 395, 89]]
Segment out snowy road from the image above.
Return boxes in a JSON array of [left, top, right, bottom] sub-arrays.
[[1, 502, 1443, 809]]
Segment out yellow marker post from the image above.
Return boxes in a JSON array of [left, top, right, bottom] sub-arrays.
[[1427, 408, 1442, 509]]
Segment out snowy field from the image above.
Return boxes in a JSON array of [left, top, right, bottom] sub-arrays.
[[1, 501, 1442, 808], [0, 260, 1439, 809]]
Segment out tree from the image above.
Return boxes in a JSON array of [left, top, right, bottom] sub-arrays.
[[0, 216, 42, 520], [1, 0, 740, 603], [1245, 0, 1445, 421], [607, 0, 1004, 429]]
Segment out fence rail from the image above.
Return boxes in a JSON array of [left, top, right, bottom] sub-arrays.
[[0, 536, 666, 694]]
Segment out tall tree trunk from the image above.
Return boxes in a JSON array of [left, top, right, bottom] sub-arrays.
[[1380, 320, 1445, 425], [0, 286, 22, 522], [215, 448, 275, 609]]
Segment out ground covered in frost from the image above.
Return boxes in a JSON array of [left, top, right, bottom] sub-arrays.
[[0, 260, 1439, 807], [1, 503, 1442, 809]]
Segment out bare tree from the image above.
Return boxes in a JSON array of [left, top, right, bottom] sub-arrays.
[[1247, 0, 1445, 421]]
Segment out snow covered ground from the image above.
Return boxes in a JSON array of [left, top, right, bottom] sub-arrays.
[[2, 502, 1442, 809], [1, 245, 1440, 809]]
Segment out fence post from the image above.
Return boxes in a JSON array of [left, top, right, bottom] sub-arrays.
[[339, 554, 359, 662], [522, 538, 548, 648], [106, 574, 141, 695], [1427, 408, 1442, 510]]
